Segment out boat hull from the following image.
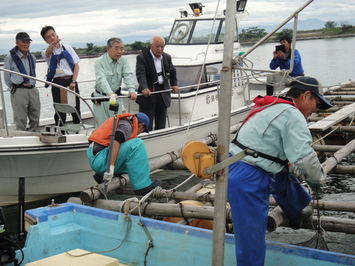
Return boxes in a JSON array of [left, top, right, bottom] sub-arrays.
[[18, 203, 355, 266], [0, 134, 92, 206]]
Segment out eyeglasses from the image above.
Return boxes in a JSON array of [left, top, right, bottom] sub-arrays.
[[19, 40, 31, 44], [113, 47, 124, 52]]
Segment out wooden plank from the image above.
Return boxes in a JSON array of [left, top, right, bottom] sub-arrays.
[[308, 102, 355, 131], [25, 249, 119, 266]]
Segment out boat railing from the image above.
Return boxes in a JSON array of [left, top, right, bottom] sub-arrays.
[[120, 79, 221, 126], [0, 68, 99, 137]]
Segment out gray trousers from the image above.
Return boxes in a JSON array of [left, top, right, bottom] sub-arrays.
[[11, 87, 41, 132]]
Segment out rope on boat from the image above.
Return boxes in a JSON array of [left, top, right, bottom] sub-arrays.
[[65, 211, 132, 257]]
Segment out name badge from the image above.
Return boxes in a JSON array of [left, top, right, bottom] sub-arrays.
[[56, 69, 64, 74]]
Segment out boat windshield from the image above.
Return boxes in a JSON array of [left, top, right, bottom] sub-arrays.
[[176, 62, 222, 92], [167, 19, 238, 44]]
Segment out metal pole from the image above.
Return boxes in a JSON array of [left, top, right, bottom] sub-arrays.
[[212, 0, 236, 264], [0, 71, 10, 137], [17, 177, 25, 240]]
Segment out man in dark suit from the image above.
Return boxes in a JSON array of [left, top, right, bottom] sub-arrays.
[[135, 36, 179, 131]]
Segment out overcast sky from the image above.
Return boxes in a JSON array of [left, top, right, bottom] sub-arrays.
[[1, 0, 354, 51]]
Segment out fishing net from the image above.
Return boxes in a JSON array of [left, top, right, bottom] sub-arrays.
[[294, 186, 330, 251]]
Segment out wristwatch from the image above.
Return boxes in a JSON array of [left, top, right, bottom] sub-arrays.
[[71, 80, 77, 84]]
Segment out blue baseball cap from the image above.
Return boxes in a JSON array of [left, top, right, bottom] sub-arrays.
[[290, 76, 333, 110], [135, 112, 150, 133]]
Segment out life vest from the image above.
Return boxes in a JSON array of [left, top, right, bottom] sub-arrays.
[[45, 45, 75, 88], [232, 96, 297, 170], [88, 113, 138, 146], [9, 46, 36, 84]]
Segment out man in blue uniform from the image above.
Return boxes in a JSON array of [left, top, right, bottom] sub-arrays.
[[228, 76, 332, 266]]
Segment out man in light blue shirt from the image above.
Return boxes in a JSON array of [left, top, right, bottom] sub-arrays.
[[93, 38, 137, 125], [228, 76, 332, 266]]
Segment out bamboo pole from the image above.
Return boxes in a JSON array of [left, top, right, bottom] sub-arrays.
[[267, 139, 355, 231], [80, 135, 216, 203], [212, 0, 236, 263], [328, 165, 355, 174], [322, 139, 355, 173], [67, 197, 355, 234], [324, 96, 355, 101], [68, 197, 230, 221], [270, 197, 355, 212], [312, 145, 345, 152]]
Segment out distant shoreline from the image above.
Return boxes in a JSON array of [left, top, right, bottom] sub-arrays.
[[1, 34, 354, 66], [240, 33, 355, 45]]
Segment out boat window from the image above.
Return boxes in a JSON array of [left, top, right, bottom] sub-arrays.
[[168, 21, 195, 44], [206, 63, 222, 82], [218, 20, 238, 43], [175, 65, 207, 92], [191, 20, 221, 44]]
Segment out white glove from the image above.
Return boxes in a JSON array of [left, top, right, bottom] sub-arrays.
[[288, 164, 304, 180], [294, 151, 327, 184], [103, 165, 115, 183]]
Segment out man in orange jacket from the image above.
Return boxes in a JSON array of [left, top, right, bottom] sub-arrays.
[[87, 112, 160, 195]]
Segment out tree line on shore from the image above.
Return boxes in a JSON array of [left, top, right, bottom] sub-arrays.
[[1, 20, 353, 62]]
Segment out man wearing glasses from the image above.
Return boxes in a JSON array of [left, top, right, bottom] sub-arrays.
[[4, 32, 40, 132], [136, 35, 179, 131], [93, 37, 137, 125]]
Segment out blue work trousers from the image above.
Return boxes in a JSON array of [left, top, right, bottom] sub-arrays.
[[227, 160, 311, 266], [87, 138, 151, 190]]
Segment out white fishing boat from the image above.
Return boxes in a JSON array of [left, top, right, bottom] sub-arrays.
[[0, 2, 251, 206]]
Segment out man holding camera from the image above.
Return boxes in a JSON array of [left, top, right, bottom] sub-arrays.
[[267, 35, 305, 95]]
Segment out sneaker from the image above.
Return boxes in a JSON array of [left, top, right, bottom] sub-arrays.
[[134, 179, 161, 195], [289, 206, 313, 230]]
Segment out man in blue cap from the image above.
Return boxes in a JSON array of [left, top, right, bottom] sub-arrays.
[[87, 112, 160, 195], [228, 76, 332, 266]]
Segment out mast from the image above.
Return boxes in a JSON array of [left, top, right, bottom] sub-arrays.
[[212, 0, 236, 264]]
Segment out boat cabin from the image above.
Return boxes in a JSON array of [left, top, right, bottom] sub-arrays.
[[164, 2, 248, 91]]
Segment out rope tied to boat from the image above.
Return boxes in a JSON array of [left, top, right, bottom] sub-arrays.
[[65, 208, 132, 257]]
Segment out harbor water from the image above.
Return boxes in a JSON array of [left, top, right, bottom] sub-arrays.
[[1, 36, 355, 255]]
